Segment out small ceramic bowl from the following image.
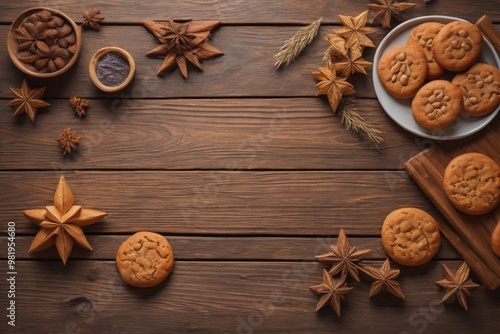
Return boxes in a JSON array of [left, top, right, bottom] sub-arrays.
[[7, 7, 82, 78], [89, 46, 136, 93]]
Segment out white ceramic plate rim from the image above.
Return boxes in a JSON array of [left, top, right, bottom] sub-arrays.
[[372, 15, 500, 140]]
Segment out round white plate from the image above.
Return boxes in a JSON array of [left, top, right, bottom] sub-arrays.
[[372, 15, 500, 140]]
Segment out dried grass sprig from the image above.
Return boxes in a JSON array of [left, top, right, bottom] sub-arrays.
[[338, 96, 384, 149], [275, 18, 322, 68]]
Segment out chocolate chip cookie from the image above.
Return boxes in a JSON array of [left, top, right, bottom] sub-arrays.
[[443, 152, 500, 215], [381, 208, 441, 266], [116, 231, 175, 288]]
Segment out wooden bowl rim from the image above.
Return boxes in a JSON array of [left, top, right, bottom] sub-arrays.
[[88, 46, 136, 93], [6, 7, 82, 78]]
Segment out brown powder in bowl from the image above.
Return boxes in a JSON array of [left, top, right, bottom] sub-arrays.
[[95, 52, 130, 87]]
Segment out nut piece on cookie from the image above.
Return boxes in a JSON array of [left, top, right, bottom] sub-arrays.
[[381, 208, 441, 266], [411, 80, 463, 129], [407, 22, 445, 80], [443, 152, 500, 215], [116, 231, 175, 288], [432, 21, 483, 72], [378, 44, 428, 99], [452, 63, 500, 117]]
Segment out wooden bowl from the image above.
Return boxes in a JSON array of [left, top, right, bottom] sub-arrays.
[[7, 7, 82, 78], [89, 46, 136, 93]]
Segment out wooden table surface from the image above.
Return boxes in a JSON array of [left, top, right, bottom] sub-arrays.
[[1, 1, 500, 333]]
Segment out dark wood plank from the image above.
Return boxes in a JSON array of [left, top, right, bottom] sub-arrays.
[[0, 171, 444, 235], [0, 25, 379, 99], [0, 260, 498, 333], [2, 23, 499, 100], [405, 122, 500, 290], [1, 2, 499, 332], [1, 235, 460, 261], [0, 98, 439, 170], [1, 0, 497, 24]]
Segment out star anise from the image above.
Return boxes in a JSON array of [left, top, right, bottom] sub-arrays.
[[24, 176, 107, 265], [143, 19, 223, 78], [57, 128, 80, 156], [359, 259, 405, 299], [312, 67, 356, 114], [8, 79, 50, 122], [82, 9, 105, 31], [69, 96, 90, 117], [15, 21, 57, 53], [435, 262, 480, 311], [315, 229, 370, 281], [310, 270, 354, 316], [33, 43, 71, 72], [367, 0, 416, 29], [335, 10, 377, 59]]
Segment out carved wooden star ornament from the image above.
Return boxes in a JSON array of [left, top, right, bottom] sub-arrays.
[[23, 176, 107, 265], [335, 10, 377, 59], [312, 67, 356, 113]]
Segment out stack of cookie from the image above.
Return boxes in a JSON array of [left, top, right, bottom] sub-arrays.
[[378, 20, 500, 130]]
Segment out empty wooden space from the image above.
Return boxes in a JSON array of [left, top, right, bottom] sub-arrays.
[[0, 1, 499, 333]]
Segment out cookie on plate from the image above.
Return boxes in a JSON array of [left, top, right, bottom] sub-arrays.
[[452, 63, 500, 116], [432, 21, 483, 72], [381, 208, 441, 266], [116, 231, 174, 288], [378, 44, 428, 99], [411, 79, 463, 129], [443, 152, 500, 215], [407, 22, 446, 80]]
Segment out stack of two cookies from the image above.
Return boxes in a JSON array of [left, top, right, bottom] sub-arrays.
[[378, 20, 500, 130]]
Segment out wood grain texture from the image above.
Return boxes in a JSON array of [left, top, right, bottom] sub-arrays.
[[1, 1, 500, 332], [1, 0, 497, 24], [0, 98, 429, 170], [405, 120, 500, 290], [0, 171, 441, 235], [0, 235, 460, 261], [0, 260, 498, 334], [1, 24, 499, 100], [0, 25, 380, 99], [476, 15, 500, 54]]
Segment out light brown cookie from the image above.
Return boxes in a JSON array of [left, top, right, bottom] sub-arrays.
[[452, 63, 500, 116], [381, 208, 441, 266], [411, 79, 463, 129], [407, 22, 446, 80], [432, 21, 483, 72], [116, 231, 174, 288], [378, 44, 428, 99], [443, 152, 500, 215]]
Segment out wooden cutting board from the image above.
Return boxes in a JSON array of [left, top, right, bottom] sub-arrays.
[[404, 118, 500, 290]]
